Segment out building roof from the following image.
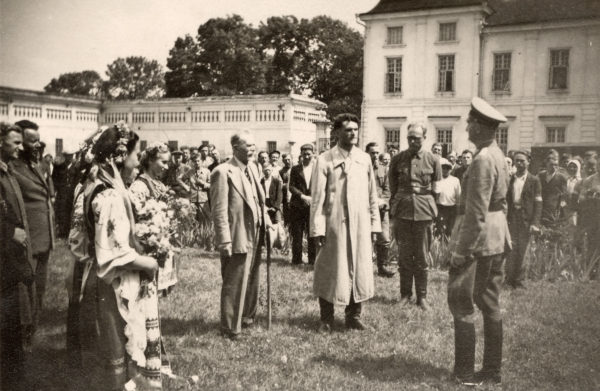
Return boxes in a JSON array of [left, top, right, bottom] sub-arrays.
[[486, 0, 600, 26], [0, 86, 102, 106], [361, 0, 600, 25], [361, 0, 482, 16]]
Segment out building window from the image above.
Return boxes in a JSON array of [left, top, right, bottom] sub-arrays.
[[493, 53, 511, 92], [436, 128, 453, 156], [496, 127, 508, 154], [439, 22, 456, 42], [167, 140, 178, 151], [387, 27, 403, 45], [546, 126, 566, 143], [55, 138, 63, 155], [267, 141, 277, 153], [438, 55, 455, 92], [386, 57, 402, 93], [385, 127, 401, 148], [549, 49, 569, 90]]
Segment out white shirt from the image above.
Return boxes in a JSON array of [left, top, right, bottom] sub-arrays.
[[263, 176, 272, 199], [437, 175, 461, 206], [513, 173, 527, 205], [303, 162, 313, 189]]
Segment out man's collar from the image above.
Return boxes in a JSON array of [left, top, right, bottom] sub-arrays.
[[232, 155, 247, 170]]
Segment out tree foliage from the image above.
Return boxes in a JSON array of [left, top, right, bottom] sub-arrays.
[[104, 56, 165, 100], [44, 70, 104, 97], [165, 15, 363, 118]]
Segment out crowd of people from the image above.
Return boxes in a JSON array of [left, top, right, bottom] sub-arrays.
[[1, 96, 599, 390]]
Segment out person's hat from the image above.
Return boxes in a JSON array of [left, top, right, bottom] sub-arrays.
[[440, 158, 452, 167], [172, 150, 183, 156], [300, 143, 314, 151], [469, 97, 507, 125], [447, 151, 457, 158]]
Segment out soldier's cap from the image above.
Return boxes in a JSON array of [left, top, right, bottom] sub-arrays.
[[469, 97, 507, 126], [440, 158, 452, 167], [172, 150, 184, 156], [300, 143, 314, 152]]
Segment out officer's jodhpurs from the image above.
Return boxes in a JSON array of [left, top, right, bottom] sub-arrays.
[[447, 253, 504, 379]]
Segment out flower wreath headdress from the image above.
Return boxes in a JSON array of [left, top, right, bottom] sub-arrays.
[[113, 121, 133, 164]]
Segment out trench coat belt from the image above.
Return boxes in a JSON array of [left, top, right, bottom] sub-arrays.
[[400, 186, 432, 196]]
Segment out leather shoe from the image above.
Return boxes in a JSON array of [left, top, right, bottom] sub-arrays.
[[474, 370, 501, 385], [377, 266, 396, 278], [417, 298, 431, 311], [399, 296, 411, 307], [345, 318, 369, 331], [242, 318, 255, 329], [317, 321, 332, 333], [221, 330, 240, 340]]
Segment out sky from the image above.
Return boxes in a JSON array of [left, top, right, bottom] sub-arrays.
[[0, 0, 379, 90]]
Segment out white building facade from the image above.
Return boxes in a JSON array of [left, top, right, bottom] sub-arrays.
[[359, 0, 600, 157], [0, 87, 327, 158]]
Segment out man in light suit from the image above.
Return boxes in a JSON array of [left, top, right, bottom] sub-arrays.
[[447, 98, 511, 386], [210, 131, 268, 339], [11, 120, 54, 338], [506, 151, 542, 289]]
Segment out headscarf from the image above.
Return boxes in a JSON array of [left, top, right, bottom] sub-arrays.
[[567, 159, 581, 195]]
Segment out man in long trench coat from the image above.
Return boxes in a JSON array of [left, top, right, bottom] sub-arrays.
[[310, 113, 381, 332]]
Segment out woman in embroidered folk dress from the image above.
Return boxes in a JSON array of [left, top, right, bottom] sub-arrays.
[[129, 143, 177, 294], [78, 123, 163, 391]]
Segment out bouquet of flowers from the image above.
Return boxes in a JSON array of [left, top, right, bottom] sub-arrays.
[[134, 198, 174, 268], [167, 196, 199, 248]]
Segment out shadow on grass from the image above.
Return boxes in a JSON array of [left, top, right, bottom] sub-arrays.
[[161, 317, 220, 336], [313, 353, 449, 383], [270, 257, 315, 273], [370, 295, 398, 305]]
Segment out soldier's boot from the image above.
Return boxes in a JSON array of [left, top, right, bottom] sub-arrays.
[[399, 268, 413, 305], [453, 319, 478, 385], [475, 318, 503, 385], [415, 269, 430, 311], [376, 246, 395, 278]]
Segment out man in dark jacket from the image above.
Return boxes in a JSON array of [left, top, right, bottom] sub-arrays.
[[11, 120, 54, 319], [0, 122, 35, 390], [261, 163, 283, 224], [538, 149, 567, 226], [289, 144, 317, 265], [505, 151, 542, 288]]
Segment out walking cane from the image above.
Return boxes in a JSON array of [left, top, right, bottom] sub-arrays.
[[266, 225, 273, 330]]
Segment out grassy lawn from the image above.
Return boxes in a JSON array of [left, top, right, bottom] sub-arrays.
[[26, 240, 600, 390]]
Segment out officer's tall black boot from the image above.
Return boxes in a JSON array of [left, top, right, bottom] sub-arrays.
[[453, 319, 478, 385], [476, 318, 503, 384], [399, 267, 413, 306], [377, 246, 395, 277], [415, 269, 430, 311]]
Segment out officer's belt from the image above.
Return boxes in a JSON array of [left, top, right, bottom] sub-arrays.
[[399, 186, 432, 196], [457, 201, 504, 215]]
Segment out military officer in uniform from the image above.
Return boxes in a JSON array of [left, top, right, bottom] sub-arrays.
[[389, 123, 441, 310], [447, 97, 511, 386]]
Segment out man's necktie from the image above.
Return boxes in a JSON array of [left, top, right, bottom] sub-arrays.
[[244, 167, 252, 184]]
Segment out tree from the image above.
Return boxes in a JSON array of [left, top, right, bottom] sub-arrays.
[[104, 56, 165, 100], [44, 70, 104, 97], [165, 35, 204, 97], [258, 16, 311, 94]]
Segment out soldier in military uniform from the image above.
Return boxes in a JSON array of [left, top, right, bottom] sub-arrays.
[[366, 142, 395, 277], [447, 97, 511, 386], [389, 123, 441, 310]]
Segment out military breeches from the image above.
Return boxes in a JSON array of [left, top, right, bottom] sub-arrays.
[[448, 253, 504, 322], [394, 219, 431, 272]]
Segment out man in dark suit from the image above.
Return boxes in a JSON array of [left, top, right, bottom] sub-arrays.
[[0, 123, 35, 389], [289, 144, 317, 265], [537, 149, 567, 226], [261, 163, 283, 224], [210, 131, 269, 339], [278, 153, 292, 226], [11, 120, 55, 320], [505, 151, 542, 289]]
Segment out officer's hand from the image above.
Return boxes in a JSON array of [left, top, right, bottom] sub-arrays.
[[529, 225, 540, 234], [449, 253, 468, 269], [13, 228, 27, 247], [316, 236, 326, 248], [301, 195, 311, 206], [219, 243, 232, 258]]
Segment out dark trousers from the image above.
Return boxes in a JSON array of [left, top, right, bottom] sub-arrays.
[[448, 254, 504, 378], [1, 285, 24, 390], [290, 210, 317, 264], [34, 251, 50, 311], [319, 293, 362, 324], [374, 208, 391, 268], [220, 236, 261, 335], [395, 219, 432, 300], [436, 205, 456, 238], [506, 213, 531, 285]]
